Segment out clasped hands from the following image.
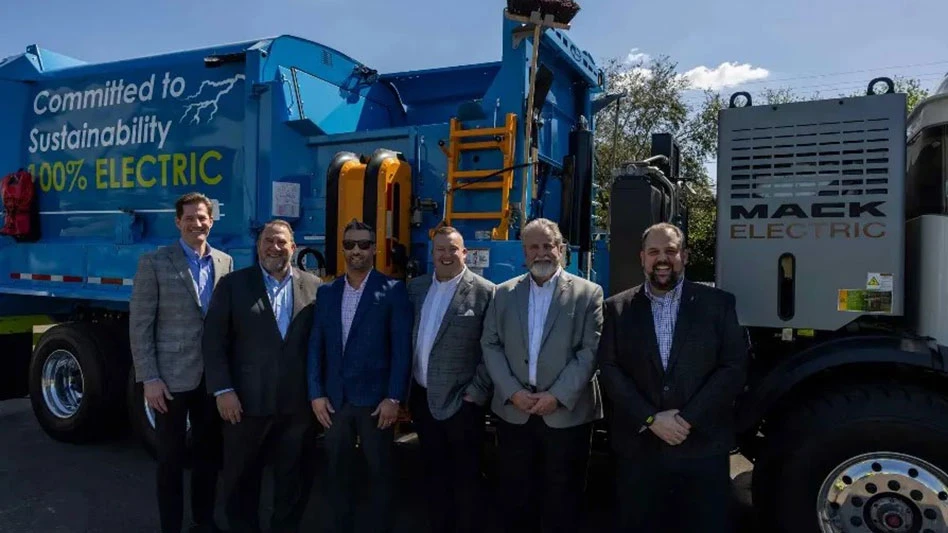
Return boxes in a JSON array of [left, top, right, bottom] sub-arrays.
[[311, 397, 399, 430], [510, 389, 559, 416], [649, 409, 692, 446]]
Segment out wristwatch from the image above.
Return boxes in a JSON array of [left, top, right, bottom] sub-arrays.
[[645, 414, 655, 426]]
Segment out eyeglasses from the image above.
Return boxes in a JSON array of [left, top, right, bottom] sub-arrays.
[[342, 240, 374, 250]]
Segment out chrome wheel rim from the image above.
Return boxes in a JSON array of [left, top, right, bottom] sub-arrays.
[[818, 452, 948, 533], [143, 399, 191, 432], [41, 349, 84, 419]]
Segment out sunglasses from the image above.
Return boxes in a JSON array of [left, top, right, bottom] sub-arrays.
[[342, 239, 374, 250]]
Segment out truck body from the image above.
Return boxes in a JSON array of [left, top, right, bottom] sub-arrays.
[[0, 12, 605, 449]]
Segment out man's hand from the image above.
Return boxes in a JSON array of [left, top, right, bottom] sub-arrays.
[[311, 397, 335, 429], [510, 390, 538, 412], [649, 409, 690, 446], [463, 394, 475, 403], [216, 391, 242, 424], [372, 399, 399, 430], [144, 379, 173, 414], [527, 392, 559, 416]]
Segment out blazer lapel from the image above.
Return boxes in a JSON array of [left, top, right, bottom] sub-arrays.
[[211, 249, 227, 288], [169, 243, 201, 309], [347, 270, 377, 340], [290, 267, 306, 322], [540, 273, 571, 349], [665, 282, 695, 374], [632, 287, 665, 374], [251, 267, 284, 342], [432, 272, 473, 348], [411, 278, 429, 349], [515, 275, 530, 353]]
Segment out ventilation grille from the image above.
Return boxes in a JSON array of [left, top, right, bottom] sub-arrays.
[[727, 117, 893, 199], [322, 49, 333, 67]]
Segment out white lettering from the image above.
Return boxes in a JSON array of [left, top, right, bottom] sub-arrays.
[[33, 90, 49, 115]]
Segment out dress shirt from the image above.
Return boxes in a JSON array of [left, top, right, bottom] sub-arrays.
[[527, 267, 561, 386], [413, 268, 465, 387], [178, 238, 214, 316], [644, 277, 684, 370], [341, 272, 368, 350], [262, 265, 294, 339]]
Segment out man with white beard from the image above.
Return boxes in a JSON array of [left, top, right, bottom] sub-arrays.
[[481, 217, 605, 533]]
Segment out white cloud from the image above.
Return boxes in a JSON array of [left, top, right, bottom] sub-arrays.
[[681, 62, 770, 90], [626, 48, 651, 64]]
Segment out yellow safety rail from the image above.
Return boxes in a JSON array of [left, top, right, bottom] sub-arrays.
[[442, 112, 518, 240]]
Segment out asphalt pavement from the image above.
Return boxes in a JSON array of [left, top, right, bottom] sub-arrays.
[[0, 398, 758, 532]]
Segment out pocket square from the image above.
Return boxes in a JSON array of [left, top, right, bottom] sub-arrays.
[[460, 309, 475, 316]]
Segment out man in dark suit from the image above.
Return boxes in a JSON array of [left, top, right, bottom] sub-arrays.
[[130, 192, 233, 533], [598, 222, 748, 533], [406, 226, 495, 533], [202, 219, 321, 533], [307, 219, 412, 533]]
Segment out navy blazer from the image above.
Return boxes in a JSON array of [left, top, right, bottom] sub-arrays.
[[306, 269, 413, 409]]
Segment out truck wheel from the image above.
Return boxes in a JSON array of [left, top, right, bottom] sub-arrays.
[[126, 370, 193, 461], [753, 383, 948, 533], [28, 323, 124, 443]]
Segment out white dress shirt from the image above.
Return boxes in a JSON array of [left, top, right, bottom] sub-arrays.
[[413, 268, 465, 387], [527, 267, 561, 386], [341, 273, 368, 350]]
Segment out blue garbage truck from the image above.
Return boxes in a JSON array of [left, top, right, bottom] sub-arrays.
[[0, 9, 616, 455]]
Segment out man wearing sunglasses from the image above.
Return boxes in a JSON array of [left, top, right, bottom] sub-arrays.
[[306, 219, 412, 533]]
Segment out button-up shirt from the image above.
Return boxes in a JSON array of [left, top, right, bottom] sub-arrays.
[[414, 268, 465, 387], [262, 266, 294, 339], [527, 267, 560, 386], [341, 272, 368, 350], [179, 238, 214, 316], [644, 277, 684, 370]]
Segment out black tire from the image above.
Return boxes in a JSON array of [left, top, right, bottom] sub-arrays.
[[752, 383, 948, 533], [28, 323, 126, 443], [0, 332, 33, 400]]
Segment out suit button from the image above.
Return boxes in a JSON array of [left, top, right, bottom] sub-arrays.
[[663, 386, 670, 392]]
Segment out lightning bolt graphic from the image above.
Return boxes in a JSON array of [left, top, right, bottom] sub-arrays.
[[179, 73, 246, 124]]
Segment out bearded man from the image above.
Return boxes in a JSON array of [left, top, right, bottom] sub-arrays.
[[597, 222, 748, 533], [202, 219, 322, 533], [480, 217, 604, 533]]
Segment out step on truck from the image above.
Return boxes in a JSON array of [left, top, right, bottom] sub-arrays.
[[0, 5, 607, 458]]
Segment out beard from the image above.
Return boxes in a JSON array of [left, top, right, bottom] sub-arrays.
[[529, 259, 558, 279], [261, 255, 290, 275], [647, 261, 681, 291]]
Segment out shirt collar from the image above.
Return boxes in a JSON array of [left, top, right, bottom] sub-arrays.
[[432, 267, 466, 288], [529, 266, 562, 290], [260, 264, 293, 287], [644, 276, 684, 303], [179, 238, 212, 262]]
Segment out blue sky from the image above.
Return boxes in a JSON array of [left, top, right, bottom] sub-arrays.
[[3, 0, 947, 180], [3, 0, 946, 96]]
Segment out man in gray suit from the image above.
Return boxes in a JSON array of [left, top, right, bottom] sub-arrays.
[[406, 226, 494, 533], [481, 217, 604, 533], [202, 219, 321, 533], [130, 191, 234, 533]]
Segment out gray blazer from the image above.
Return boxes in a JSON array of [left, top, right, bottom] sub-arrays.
[[481, 270, 604, 429], [408, 268, 495, 420], [129, 242, 234, 393]]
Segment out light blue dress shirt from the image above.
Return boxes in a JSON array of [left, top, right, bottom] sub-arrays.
[[262, 265, 294, 339], [179, 238, 214, 316]]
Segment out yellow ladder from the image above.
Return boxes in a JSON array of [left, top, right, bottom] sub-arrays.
[[442, 112, 518, 240]]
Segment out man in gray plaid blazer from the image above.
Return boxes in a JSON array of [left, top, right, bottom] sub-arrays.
[[407, 226, 494, 533], [129, 192, 234, 533]]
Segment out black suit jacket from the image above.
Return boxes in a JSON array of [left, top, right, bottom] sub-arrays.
[[598, 280, 748, 459], [202, 265, 321, 417]]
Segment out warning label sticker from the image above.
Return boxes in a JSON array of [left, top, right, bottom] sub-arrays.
[[866, 272, 893, 291], [838, 289, 893, 313]]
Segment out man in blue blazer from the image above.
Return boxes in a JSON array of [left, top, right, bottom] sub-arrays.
[[306, 218, 412, 533]]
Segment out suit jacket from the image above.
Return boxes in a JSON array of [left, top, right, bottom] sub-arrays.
[[129, 241, 233, 393], [481, 269, 604, 429], [306, 269, 413, 409], [407, 268, 495, 420], [202, 265, 321, 417], [598, 280, 748, 459]]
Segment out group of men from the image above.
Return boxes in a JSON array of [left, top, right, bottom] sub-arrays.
[[130, 191, 748, 533]]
